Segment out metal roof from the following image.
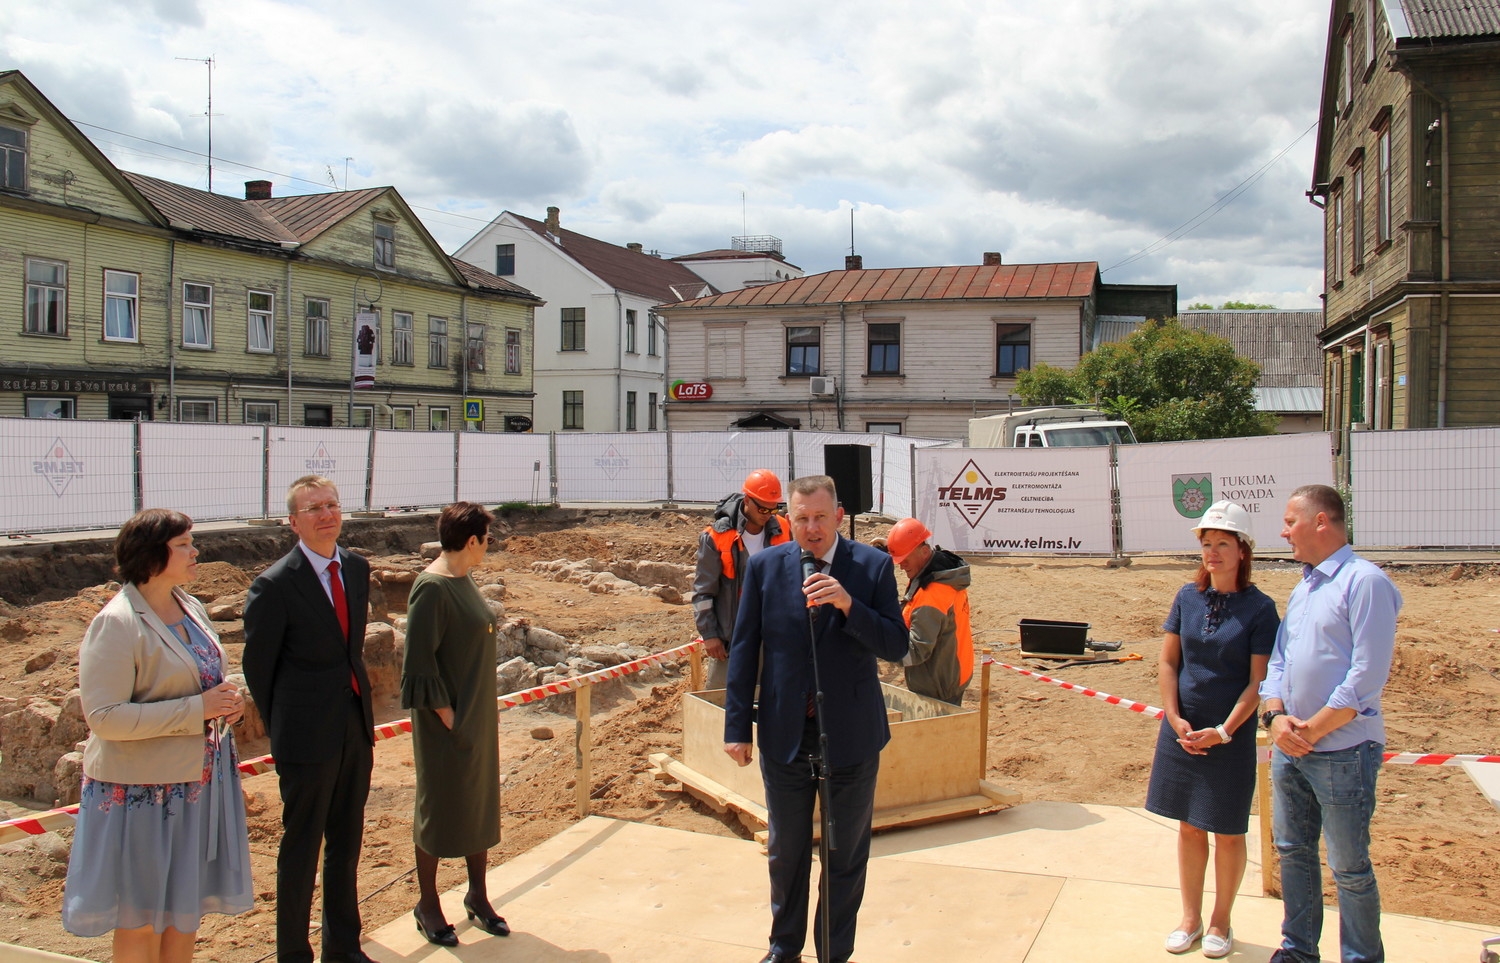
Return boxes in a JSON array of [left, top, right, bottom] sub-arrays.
[[1397, 0, 1500, 38], [669, 262, 1099, 309], [1179, 310, 1325, 388], [1255, 386, 1325, 413]]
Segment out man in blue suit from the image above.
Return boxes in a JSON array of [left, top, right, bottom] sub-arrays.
[[724, 474, 908, 963]]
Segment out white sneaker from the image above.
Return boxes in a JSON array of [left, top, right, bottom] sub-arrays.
[[1202, 928, 1234, 959], [1164, 924, 1204, 954]]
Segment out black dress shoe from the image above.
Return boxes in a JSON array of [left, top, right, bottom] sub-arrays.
[[413, 907, 459, 947], [322, 952, 382, 963], [463, 892, 511, 936], [759, 953, 794, 963]]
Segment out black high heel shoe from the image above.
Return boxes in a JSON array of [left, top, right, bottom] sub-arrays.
[[414, 908, 459, 947], [463, 893, 511, 937]]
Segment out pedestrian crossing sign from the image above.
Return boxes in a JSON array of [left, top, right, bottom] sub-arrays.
[[464, 399, 483, 422]]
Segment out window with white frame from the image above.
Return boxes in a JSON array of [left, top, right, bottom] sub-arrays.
[[429, 407, 450, 431], [626, 390, 637, 431], [179, 399, 216, 422], [244, 401, 278, 424], [0, 124, 26, 190], [1331, 187, 1345, 285], [866, 422, 903, 434], [392, 311, 413, 365], [351, 405, 373, 428], [248, 290, 274, 352], [1365, 0, 1378, 68], [429, 317, 448, 368], [391, 406, 414, 430], [103, 270, 138, 342], [25, 258, 67, 335], [1377, 126, 1392, 244], [1351, 162, 1365, 269], [785, 325, 820, 375], [305, 298, 329, 356], [183, 283, 212, 348], [626, 309, 638, 353], [505, 328, 521, 374], [706, 324, 743, 378], [466, 322, 485, 372], [374, 220, 395, 268], [562, 390, 583, 430], [26, 396, 74, 419], [1340, 28, 1354, 112], [648, 391, 658, 430]]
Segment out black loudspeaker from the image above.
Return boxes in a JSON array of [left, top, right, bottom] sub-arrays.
[[823, 444, 874, 515]]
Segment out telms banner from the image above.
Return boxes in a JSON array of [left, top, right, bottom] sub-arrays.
[[915, 447, 1114, 554]]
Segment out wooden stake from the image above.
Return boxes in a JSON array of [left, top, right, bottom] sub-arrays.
[[1257, 730, 1277, 897], [575, 683, 592, 818], [978, 647, 993, 778], [689, 645, 704, 692]]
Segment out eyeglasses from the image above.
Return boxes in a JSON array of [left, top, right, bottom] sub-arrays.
[[294, 501, 342, 516], [745, 497, 780, 515]]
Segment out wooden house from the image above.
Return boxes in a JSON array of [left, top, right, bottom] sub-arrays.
[[0, 70, 540, 429], [1311, 0, 1500, 436]]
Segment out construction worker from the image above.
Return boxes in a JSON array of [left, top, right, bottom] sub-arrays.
[[693, 469, 790, 688], [887, 517, 974, 705]]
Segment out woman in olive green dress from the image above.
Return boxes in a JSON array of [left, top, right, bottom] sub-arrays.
[[401, 501, 510, 946]]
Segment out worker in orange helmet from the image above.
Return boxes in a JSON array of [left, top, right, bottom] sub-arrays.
[[886, 517, 974, 705], [692, 469, 791, 688]]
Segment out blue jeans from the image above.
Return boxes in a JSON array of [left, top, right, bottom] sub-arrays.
[[1271, 741, 1384, 963]]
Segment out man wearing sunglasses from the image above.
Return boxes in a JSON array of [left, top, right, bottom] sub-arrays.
[[693, 469, 790, 688]]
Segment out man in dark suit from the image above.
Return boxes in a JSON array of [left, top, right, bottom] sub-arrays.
[[244, 475, 378, 963], [724, 474, 908, 963]]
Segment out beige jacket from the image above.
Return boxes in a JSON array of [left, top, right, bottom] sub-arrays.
[[78, 583, 219, 785]]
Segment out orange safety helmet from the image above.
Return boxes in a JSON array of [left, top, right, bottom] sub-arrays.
[[886, 517, 932, 564], [742, 469, 783, 505]]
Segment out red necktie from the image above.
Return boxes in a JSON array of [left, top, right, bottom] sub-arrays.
[[327, 559, 359, 695]]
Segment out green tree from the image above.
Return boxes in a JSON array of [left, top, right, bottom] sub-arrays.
[[1220, 300, 1276, 309], [1015, 319, 1277, 442], [1185, 301, 1213, 310]]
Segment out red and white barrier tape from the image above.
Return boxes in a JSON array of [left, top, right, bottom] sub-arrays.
[[986, 657, 1499, 768], [0, 640, 705, 844]]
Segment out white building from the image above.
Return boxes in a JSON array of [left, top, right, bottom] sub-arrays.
[[454, 208, 717, 432], [658, 254, 1176, 440]]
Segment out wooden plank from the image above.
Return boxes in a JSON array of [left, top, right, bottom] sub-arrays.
[[978, 780, 1021, 806], [651, 753, 769, 827], [575, 683, 592, 818]]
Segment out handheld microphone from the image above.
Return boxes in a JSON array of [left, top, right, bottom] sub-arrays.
[[801, 549, 821, 608]]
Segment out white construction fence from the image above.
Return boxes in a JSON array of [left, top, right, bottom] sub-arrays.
[[3, 418, 1497, 551]]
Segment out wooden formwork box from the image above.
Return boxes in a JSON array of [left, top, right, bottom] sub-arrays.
[[651, 683, 1018, 837]]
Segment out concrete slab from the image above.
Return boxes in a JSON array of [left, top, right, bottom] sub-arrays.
[[353, 803, 1491, 963]]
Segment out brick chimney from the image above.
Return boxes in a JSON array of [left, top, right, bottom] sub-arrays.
[[845, 254, 863, 270], [244, 180, 272, 200], [626, 242, 643, 253], [545, 206, 561, 235], [983, 251, 1003, 266]]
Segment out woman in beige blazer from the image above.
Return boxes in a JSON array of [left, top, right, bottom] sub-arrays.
[[61, 509, 253, 963]]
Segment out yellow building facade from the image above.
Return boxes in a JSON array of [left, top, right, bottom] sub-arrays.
[[0, 70, 539, 429]]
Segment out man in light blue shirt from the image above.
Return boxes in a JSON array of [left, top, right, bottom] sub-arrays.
[[1259, 484, 1401, 963]]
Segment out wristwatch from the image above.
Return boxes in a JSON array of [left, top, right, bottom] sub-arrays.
[[1260, 708, 1285, 730], [1214, 724, 1232, 744]]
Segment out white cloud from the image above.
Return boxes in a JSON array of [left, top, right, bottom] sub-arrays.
[[1, 0, 1330, 307]]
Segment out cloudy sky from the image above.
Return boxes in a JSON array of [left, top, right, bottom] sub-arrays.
[[3, 0, 1329, 308]]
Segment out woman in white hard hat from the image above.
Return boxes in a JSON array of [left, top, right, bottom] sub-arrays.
[[1146, 500, 1280, 960]]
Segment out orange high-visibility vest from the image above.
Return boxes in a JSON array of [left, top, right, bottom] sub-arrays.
[[902, 579, 974, 685], [707, 516, 790, 579]]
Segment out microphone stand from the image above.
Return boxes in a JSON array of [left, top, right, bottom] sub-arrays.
[[803, 552, 835, 963]]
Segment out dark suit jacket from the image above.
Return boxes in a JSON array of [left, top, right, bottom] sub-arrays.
[[243, 544, 374, 764], [724, 537, 908, 768]]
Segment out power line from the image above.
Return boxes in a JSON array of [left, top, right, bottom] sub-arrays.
[[1102, 119, 1318, 275]]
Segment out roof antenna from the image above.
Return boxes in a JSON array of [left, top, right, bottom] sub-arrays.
[[741, 191, 747, 237], [175, 56, 215, 191], [849, 207, 855, 255]]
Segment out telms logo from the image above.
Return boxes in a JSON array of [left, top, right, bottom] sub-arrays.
[[938, 459, 1007, 528], [33, 437, 84, 497], [306, 442, 337, 473], [594, 443, 628, 481]]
